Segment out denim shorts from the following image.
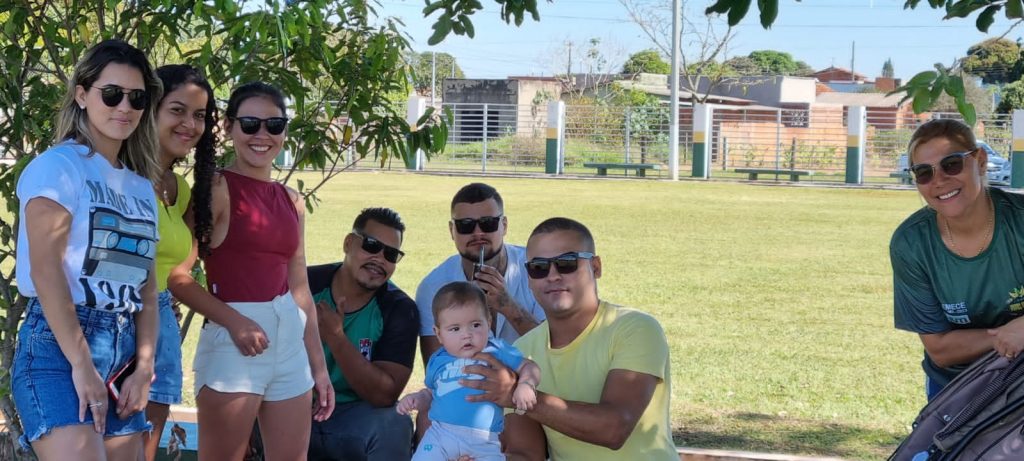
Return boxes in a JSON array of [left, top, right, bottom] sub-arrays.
[[12, 298, 151, 448], [149, 290, 183, 405]]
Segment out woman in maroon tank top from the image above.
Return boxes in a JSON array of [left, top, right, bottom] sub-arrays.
[[172, 82, 334, 459]]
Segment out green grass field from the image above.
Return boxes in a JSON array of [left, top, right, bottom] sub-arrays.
[[10, 171, 928, 460]]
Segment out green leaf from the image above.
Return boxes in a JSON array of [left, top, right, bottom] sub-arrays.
[[944, 75, 965, 98], [427, 17, 452, 45], [705, 0, 733, 15], [911, 86, 933, 114], [957, 99, 977, 126], [727, 0, 753, 26], [975, 4, 1000, 32], [758, 0, 778, 28], [1008, 0, 1023, 18], [907, 70, 938, 86]]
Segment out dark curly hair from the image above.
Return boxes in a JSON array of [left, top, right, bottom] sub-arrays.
[[156, 64, 218, 257]]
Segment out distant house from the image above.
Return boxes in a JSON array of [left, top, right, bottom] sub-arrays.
[[441, 77, 562, 141], [813, 66, 869, 84], [813, 66, 903, 93], [815, 91, 919, 129]]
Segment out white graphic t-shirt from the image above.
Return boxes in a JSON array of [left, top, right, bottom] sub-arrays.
[[16, 141, 158, 313]]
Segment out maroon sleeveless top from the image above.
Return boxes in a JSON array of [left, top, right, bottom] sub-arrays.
[[204, 170, 299, 302]]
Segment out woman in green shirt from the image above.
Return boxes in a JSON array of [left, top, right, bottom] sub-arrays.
[[143, 65, 217, 461], [892, 118, 1024, 400]]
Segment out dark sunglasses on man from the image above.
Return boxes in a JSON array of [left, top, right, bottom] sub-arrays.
[[525, 252, 595, 279], [451, 215, 503, 235], [233, 116, 289, 135], [909, 149, 977, 185], [89, 84, 149, 111], [352, 231, 404, 263]]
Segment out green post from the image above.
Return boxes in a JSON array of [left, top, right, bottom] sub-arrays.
[[846, 106, 866, 184], [1013, 110, 1024, 189], [691, 103, 710, 178], [545, 100, 565, 174]]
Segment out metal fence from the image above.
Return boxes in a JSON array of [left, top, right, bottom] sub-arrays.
[[415, 102, 687, 177], [420, 103, 549, 174], [562, 104, 689, 176], [381, 100, 1013, 183], [709, 105, 849, 182]]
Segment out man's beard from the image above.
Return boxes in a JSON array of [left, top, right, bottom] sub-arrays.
[[461, 244, 500, 263]]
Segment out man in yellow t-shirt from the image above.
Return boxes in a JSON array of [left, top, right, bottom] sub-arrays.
[[462, 217, 676, 460]]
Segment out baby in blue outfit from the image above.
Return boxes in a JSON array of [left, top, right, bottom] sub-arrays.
[[398, 282, 540, 461]]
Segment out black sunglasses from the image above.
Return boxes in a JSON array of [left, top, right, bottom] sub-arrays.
[[525, 252, 595, 279], [452, 215, 503, 235], [352, 231, 404, 264], [234, 116, 288, 135], [91, 85, 149, 111], [909, 149, 976, 185]]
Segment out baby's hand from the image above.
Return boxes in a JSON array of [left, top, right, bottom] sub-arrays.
[[513, 382, 537, 412], [396, 392, 421, 415]]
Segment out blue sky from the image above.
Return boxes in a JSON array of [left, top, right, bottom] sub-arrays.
[[382, 0, 1020, 81]]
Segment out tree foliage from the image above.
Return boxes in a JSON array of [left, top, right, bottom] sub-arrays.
[[724, 50, 813, 76], [998, 80, 1024, 113], [701, 0, 1024, 124], [962, 38, 1022, 84], [623, 49, 671, 74], [882, 58, 895, 78], [409, 51, 465, 99]]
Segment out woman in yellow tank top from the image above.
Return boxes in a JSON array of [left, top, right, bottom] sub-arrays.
[[144, 65, 218, 461]]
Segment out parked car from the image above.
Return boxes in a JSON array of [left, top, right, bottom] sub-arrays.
[[979, 141, 1011, 185]]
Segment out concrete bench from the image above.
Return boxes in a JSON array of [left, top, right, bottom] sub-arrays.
[[584, 162, 662, 177], [735, 168, 813, 182], [890, 170, 912, 185]]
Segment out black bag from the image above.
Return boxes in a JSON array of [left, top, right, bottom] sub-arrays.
[[889, 351, 1024, 461]]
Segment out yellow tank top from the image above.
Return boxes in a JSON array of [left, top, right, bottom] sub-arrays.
[[155, 172, 192, 291]]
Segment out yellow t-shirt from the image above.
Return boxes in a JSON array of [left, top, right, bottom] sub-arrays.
[[514, 301, 676, 460], [155, 173, 192, 291]]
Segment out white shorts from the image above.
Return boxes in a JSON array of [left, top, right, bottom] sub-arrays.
[[414, 421, 504, 461], [193, 292, 313, 401]]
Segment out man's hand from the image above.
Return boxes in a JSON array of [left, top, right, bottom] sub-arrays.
[[474, 265, 513, 317], [989, 316, 1024, 359], [460, 352, 517, 408], [316, 299, 346, 339]]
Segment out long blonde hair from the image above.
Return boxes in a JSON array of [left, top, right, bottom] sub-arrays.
[[53, 39, 162, 182]]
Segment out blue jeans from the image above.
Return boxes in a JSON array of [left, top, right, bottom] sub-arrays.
[[149, 290, 183, 404], [12, 298, 151, 448], [308, 400, 414, 461]]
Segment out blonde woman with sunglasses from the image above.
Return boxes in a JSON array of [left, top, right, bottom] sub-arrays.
[[892, 118, 1024, 400], [12, 39, 161, 460]]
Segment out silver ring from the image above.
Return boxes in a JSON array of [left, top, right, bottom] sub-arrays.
[[88, 401, 104, 408]]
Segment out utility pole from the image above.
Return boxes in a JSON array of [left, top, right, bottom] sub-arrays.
[[850, 42, 855, 79], [566, 41, 573, 77], [669, 0, 681, 180]]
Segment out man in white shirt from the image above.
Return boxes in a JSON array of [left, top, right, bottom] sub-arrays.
[[415, 183, 546, 365]]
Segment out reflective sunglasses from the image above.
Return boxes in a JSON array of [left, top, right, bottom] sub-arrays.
[[451, 215, 503, 235], [909, 149, 977, 185], [352, 231, 404, 263], [525, 251, 595, 279], [234, 116, 288, 135], [91, 85, 149, 110]]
